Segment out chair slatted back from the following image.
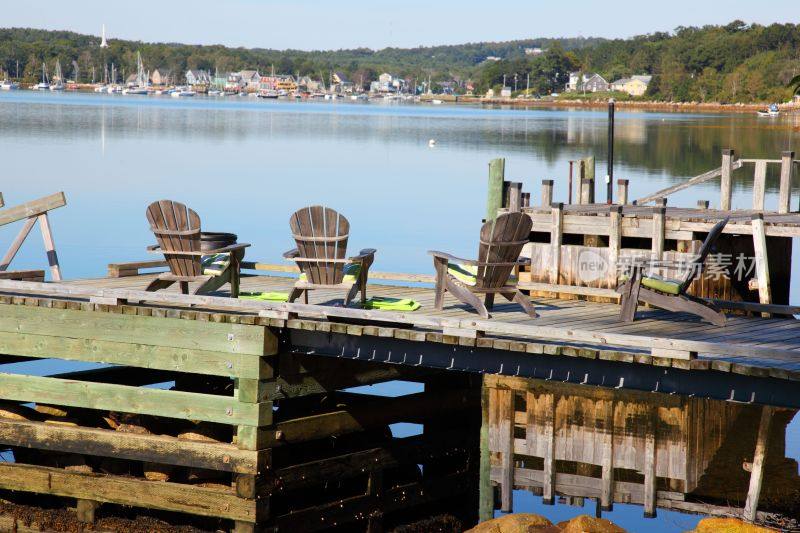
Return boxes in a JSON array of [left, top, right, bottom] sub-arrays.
[[476, 212, 532, 289], [290, 206, 350, 285], [146, 200, 202, 277], [679, 216, 729, 292]]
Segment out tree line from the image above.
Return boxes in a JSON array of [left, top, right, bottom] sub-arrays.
[[1, 21, 799, 102]]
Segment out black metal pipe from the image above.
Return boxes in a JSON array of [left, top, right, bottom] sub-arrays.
[[607, 98, 615, 204]]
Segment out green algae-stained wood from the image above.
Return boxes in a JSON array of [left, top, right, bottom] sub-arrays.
[[0, 418, 258, 474], [0, 303, 273, 355], [0, 330, 266, 379], [0, 462, 256, 522], [0, 373, 269, 426]]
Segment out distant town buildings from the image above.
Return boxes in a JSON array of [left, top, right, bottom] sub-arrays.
[[151, 68, 171, 86]]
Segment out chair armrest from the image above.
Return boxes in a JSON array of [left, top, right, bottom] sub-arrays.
[[283, 248, 300, 260], [204, 243, 250, 255], [427, 250, 478, 265], [349, 248, 376, 262]]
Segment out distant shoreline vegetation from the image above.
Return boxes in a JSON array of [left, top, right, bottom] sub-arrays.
[[1, 20, 799, 104]]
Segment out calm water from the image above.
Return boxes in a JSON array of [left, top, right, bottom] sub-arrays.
[[1, 91, 799, 532]]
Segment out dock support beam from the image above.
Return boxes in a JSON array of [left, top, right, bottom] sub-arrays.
[[752, 160, 767, 211], [720, 149, 734, 211], [550, 203, 563, 284], [643, 409, 657, 518], [478, 385, 494, 522], [541, 179, 554, 207], [752, 214, 772, 317]]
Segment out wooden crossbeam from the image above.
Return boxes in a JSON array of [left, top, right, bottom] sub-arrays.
[[0, 192, 66, 281]]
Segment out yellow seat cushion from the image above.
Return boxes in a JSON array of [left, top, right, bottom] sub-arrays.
[[298, 263, 361, 284], [447, 263, 517, 287]]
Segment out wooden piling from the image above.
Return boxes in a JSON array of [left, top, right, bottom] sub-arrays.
[[779, 151, 795, 214], [752, 214, 772, 316], [608, 206, 622, 287], [486, 158, 506, 222], [617, 179, 629, 205], [541, 180, 554, 207], [508, 182, 523, 212], [651, 207, 666, 261], [720, 149, 734, 211], [550, 203, 564, 284], [752, 160, 767, 211], [541, 393, 556, 506]]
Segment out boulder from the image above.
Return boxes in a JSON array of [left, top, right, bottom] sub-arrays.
[[467, 513, 553, 532], [556, 515, 626, 533], [689, 517, 775, 533]]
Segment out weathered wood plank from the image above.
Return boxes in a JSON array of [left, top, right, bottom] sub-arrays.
[[0, 373, 267, 426], [743, 406, 774, 522], [0, 302, 274, 355], [0, 462, 256, 522], [0, 418, 258, 474], [0, 331, 265, 379], [0, 192, 67, 227]]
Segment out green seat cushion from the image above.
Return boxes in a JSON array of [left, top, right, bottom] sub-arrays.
[[298, 263, 361, 284], [620, 274, 682, 295], [238, 291, 289, 302], [641, 276, 681, 295], [201, 253, 230, 276], [447, 263, 517, 287], [362, 297, 420, 311]]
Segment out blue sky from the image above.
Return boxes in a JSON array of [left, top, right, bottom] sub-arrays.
[[4, 0, 798, 50]]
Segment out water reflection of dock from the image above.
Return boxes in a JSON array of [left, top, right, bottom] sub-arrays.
[[483, 375, 798, 525]]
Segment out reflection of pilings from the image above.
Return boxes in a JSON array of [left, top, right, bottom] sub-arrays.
[[478, 375, 794, 522]]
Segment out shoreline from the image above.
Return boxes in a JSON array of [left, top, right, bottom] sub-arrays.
[[424, 94, 800, 114], [7, 84, 800, 115]]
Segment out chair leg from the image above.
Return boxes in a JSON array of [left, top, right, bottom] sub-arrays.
[[511, 290, 538, 319], [484, 293, 495, 311], [145, 277, 175, 293], [230, 253, 241, 298], [446, 278, 490, 319], [288, 287, 304, 303], [618, 277, 641, 323], [432, 257, 448, 310], [179, 281, 189, 294]]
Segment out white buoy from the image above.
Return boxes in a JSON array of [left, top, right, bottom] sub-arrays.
[[428, 139, 436, 147]]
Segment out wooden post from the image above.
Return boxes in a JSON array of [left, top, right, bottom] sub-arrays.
[[478, 384, 494, 521], [617, 179, 629, 205], [643, 410, 657, 518], [751, 214, 772, 317], [654, 197, 667, 208], [508, 182, 522, 212], [720, 149, 734, 211], [498, 388, 515, 512], [366, 470, 384, 532], [38, 212, 62, 281], [752, 160, 767, 211], [743, 406, 774, 522], [522, 192, 530, 208], [541, 180, 554, 207], [608, 206, 622, 289], [584, 156, 596, 203], [550, 203, 563, 284], [651, 207, 666, 262], [697, 200, 710, 209], [778, 151, 795, 214], [486, 158, 506, 222], [541, 393, 556, 505]]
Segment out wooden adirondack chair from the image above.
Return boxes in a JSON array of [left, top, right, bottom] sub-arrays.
[[429, 211, 537, 319], [618, 216, 729, 326], [284, 206, 376, 305], [145, 200, 249, 296]]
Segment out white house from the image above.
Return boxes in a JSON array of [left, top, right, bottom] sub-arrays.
[[238, 70, 261, 90], [185, 69, 211, 86]]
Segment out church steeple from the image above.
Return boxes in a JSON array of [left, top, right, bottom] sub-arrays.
[[100, 24, 109, 48]]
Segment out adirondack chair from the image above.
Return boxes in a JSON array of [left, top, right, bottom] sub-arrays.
[[617, 216, 729, 326], [428, 211, 537, 319], [145, 200, 249, 296], [284, 206, 376, 305]]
